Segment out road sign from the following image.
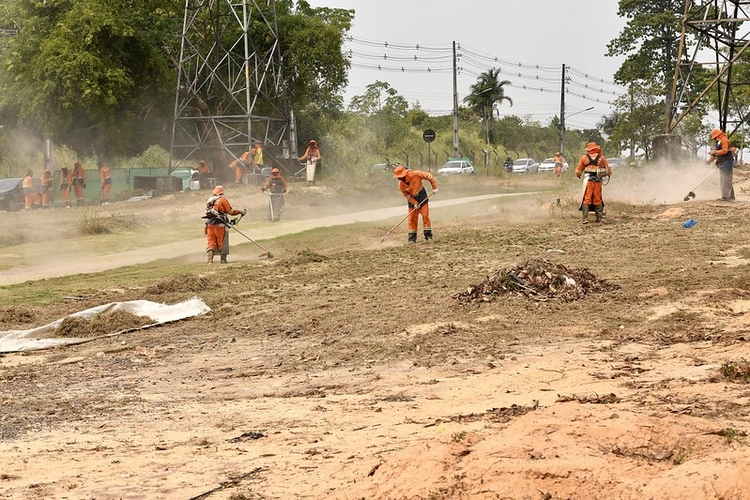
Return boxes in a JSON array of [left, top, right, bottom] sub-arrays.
[[422, 129, 436, 143]]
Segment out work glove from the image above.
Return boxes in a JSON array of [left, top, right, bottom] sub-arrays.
[[241, 209, 247, 215], [261, 187, 266, 193], [83, 183, 87, 189], [432, 188, 439, 195], [575, 173, 581, 179]]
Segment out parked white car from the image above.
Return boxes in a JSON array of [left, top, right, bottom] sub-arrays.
[[437, 159, 475, 175], [511, 158, 539, 173], [538, 157, 569, 173]]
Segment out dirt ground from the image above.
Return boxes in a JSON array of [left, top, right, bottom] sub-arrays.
[[3, 165, 750, 499]]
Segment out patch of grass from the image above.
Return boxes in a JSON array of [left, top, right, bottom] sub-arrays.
[[672, 448, 690, 465], [720, 360, 750, 383], [451, 431, 467, 443]]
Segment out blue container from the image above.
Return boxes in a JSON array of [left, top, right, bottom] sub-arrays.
[[682, 219, 698, 228]]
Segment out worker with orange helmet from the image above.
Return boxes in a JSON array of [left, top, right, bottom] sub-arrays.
[[40, 167, 54, 208], [22, 169, 40, 210], [203, 185, 246, 264], [393, 165, 439, 243], [553, 151, 564, 178], [71, 161, 87, 206], [98, 163, 112, 203], [58, 167, 73, 208], [261, 167, 288, 221], [708, 128, 736, 201], [299, 139, 321, 184], [575, 142, 611, 223], [230, 151, 251, 184]]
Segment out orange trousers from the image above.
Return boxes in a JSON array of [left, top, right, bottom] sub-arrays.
[[73, 184, 85, 205], [24, 192, 40, 210], [61, 188, 71, 206], [102, 181, 112, 201], [41, 189, 52, 207], [407, 203, 431, 233], [234, 165, 247, 183], [205, 224, 227, 252], [581, 178, 603, 207]]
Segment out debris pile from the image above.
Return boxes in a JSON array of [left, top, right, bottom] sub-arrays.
[[144, 274, 215, 295], [453, 258, 619, 304]]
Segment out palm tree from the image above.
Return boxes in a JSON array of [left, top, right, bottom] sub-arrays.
[[463, 68, 513, 145]]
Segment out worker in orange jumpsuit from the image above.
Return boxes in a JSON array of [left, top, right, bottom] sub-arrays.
[[261, 167, 288, 221], [40, 167, 54, 208], [58, 167, 72, 208], [553, 151, 564, 178], [98, 163, 113, 203], [298, 139, 321, 184], [204, 185, 246, 264], [230, 151, 251, 184], [22, 169, 40, 210], [393, 165, 439, 243], [251, 140, 264, 174], [708, 128, 736, 201], [71, 161, 87, 206], [575, 142, 611, 224]]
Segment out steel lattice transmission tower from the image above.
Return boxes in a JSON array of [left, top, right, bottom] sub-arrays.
[[667, 0, 750, 135], [170, 0, 296, 174]]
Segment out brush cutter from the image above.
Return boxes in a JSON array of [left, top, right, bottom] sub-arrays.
[[228, 214, 273, 258], [380, 191, 435, 244], [683, 166, 718, 201]]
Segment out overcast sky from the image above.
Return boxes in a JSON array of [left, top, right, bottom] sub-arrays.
[[309, 0, 629, 130]]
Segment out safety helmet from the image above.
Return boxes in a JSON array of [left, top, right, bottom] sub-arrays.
[[213, 185, 224, 195], [711, 128, 722, 139], [392, 165, 407, 179], [309, 139, 317, 146], [556, 151, 561, 156], [271, 168, 281, 176], [585, 142, 599, 153]]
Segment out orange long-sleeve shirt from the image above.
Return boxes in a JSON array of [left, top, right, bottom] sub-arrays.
[[398, 170, 438, 205]]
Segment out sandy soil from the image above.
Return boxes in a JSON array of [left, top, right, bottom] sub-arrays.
[[2, 165, 750, 499]]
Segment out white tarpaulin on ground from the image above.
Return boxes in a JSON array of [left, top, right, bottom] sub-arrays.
[[0, 298, 210, 353]]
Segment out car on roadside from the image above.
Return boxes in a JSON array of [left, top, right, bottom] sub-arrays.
[[608, 157, 626, 169], [437, 159, 475, 175], [537, 157, 569, 173], [0, 177, 42, 211], [368, 162, 400, 175], [511, 158, 539, 174]]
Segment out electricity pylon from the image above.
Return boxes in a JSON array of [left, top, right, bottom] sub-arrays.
[[667, 0, 750, 135], [170, 0, 295, 175]]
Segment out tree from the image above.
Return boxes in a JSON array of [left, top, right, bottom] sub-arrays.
[[348, 81, 410, 149], [463, 68, 512, 146], [0, 0, 179, 156]]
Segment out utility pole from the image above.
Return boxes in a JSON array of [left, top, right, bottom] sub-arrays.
[[559, 63, 566, 155], [452, 41, 460, 158]]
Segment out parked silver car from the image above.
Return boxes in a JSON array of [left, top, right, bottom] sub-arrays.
[[511, 158, 539, 173]]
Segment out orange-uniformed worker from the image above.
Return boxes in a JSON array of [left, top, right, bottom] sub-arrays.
[[40, 167, 54, 208], [58, 167, 72, 208], [22, 169, 40, 210], [298, 139, 321, 184], [230, 151, 251, 184], [393, 165, 439, 243], [98, 163, 112, 202], [204, 185, 246, 264], [575, 142, 611, 223], [553, 151, 564, 178], [71, 161, 87, 206], [251, 140, 264, 174], [708, 128, 736, 201], [261, 167, 288, 221], [196, 159, 211, 176]]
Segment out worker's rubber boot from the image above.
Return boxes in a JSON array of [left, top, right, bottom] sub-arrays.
[[408, 232, 417, 244], [206, 249, 214, 264], [220, 253, 228, 264], [424, 229, 433, 241], [582, 207, 589, 224], [595, 205, 603, 222]]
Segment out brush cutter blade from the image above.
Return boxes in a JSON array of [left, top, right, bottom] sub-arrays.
[[684, 191, 696, 201]]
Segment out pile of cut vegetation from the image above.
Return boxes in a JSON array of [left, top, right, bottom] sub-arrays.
[[454, 258, 619, 304], [144, 274, 215, 294], [49, 310, 153, 338]]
